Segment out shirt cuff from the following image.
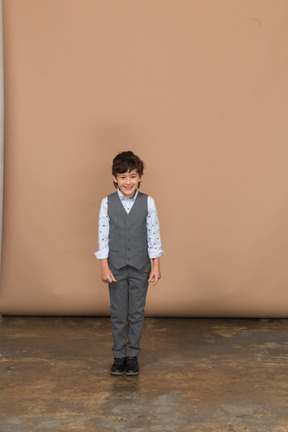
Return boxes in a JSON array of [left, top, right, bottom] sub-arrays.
[[94, 248, 109, 260], [148, 248, 165, 259]]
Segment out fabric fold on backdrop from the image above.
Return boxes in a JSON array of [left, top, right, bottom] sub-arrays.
[[0, 1, 4, 278]]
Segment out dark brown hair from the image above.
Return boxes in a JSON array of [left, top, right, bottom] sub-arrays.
[[112, 151, 145, 188]]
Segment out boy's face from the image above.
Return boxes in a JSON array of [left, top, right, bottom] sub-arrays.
[[113, 169, 142, 199]]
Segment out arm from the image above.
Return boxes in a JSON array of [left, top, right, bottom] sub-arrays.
[[94, 197, 116, 283], [146, 196, 164, 286]]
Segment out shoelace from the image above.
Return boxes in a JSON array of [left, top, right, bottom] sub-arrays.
[[115, 358, 125, 364], [126, 357, 138, 365]]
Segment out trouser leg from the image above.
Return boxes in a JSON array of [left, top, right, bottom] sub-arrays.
[[108, 265, 129, 358], [126, 263, 151, 358]]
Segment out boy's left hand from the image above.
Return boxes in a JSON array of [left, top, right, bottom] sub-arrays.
[[148, 270, 161, 286], [148, 259, 161, 286]]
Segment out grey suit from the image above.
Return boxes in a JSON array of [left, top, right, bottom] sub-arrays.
[[108, 192, 151, 358]]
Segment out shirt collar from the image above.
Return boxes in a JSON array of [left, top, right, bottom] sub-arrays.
[[117, 189, 138, 202]]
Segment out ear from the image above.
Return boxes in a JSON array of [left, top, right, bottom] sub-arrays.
[[112, 175, 118, 184]]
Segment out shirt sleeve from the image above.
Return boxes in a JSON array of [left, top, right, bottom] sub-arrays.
[[147, 196, 165, 259], [94, 197, 109, 259]]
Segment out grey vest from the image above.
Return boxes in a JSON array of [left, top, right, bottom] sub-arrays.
[[108, 191, 150, 270]]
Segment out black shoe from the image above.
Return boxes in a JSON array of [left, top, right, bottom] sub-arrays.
[[125, 356, 139, 376], [110, 357, 126, 375]]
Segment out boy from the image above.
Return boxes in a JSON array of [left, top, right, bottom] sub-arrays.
[[95, 151, 164, 376]]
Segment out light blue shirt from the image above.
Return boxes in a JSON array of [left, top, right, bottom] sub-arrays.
[[95, 189, 164, 260]]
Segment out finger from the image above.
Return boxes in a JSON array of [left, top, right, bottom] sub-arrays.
[[106, 274, 117, 283], [104, 275, 112, 283]]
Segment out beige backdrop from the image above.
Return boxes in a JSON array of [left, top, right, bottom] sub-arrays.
[[1, 0, 288, 316]]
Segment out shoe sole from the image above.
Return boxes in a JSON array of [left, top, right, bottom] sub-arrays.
[[125, 371, 140, 376], [110, 370, 125, 376]]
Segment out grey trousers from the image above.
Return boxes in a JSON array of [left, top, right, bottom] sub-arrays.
[[108, 262, 151, 358]]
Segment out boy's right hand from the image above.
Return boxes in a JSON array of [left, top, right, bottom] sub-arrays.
[[100, 259, 117, 284], [101, 270, 116, 284]]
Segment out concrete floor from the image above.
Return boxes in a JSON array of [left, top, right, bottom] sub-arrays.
[[1, 317, 288, 432]]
